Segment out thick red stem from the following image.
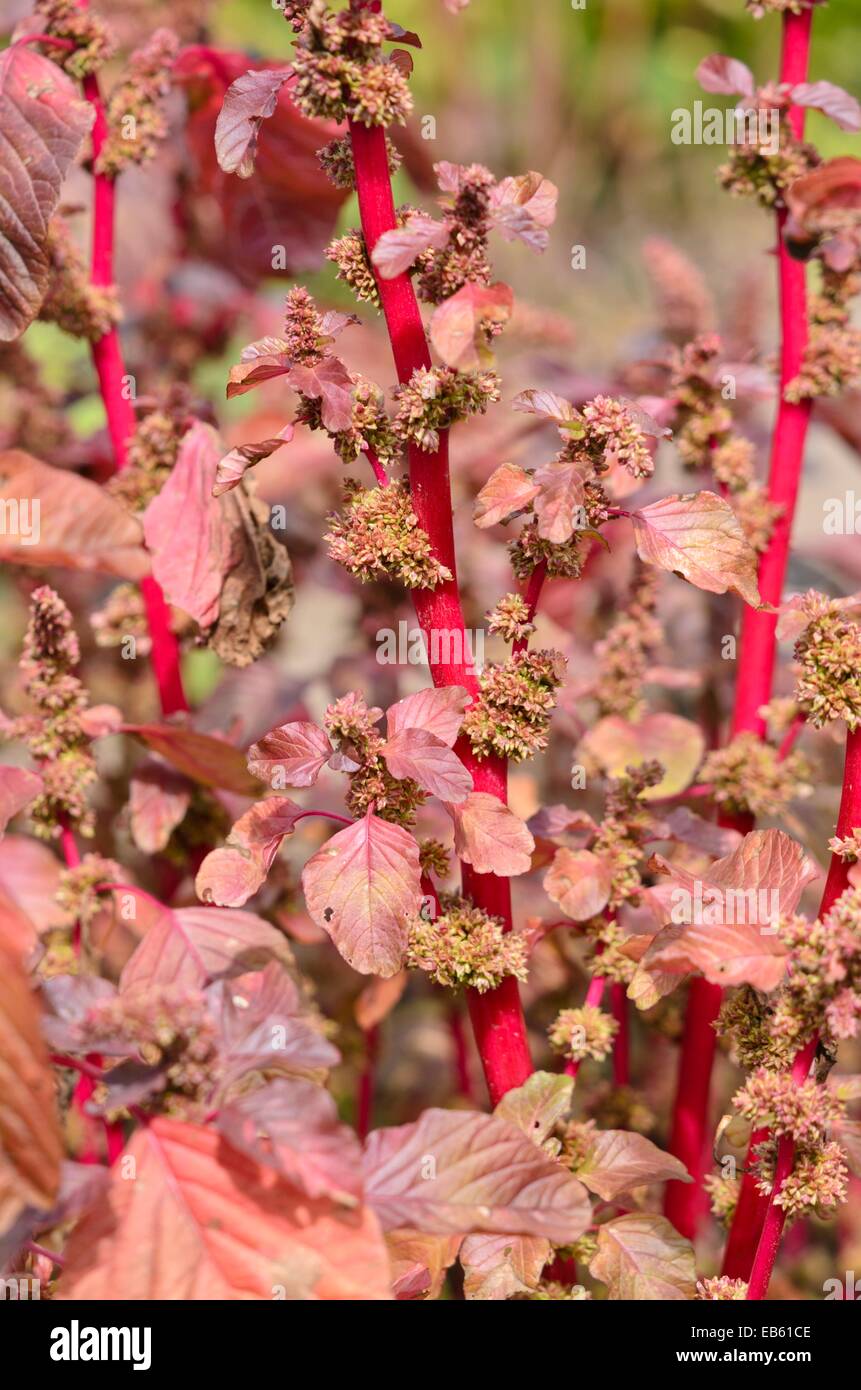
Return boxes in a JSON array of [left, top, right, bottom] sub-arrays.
[[82, 74, 188, 717], [666, 8, 814, 1241], [610, 981, 629, 1088], [347, 116, 532, 1103]]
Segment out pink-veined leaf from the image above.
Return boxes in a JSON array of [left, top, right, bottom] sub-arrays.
[[363, 1108, 591, 1242], [447, 792, 535, 877], [0, 45, 94, 339], [218, 1078, 362, 1205], [214, 67, 291, 177], [387, 1229, 462, 1300], [589, 1213, 696, 1300], [512, 388, 584, 434], [301, 810, 423, 977], [495, 1071, 574, 1145], [226, 350, 292, 398], [287, 357, 355, 433], [206, 964, 339, 1093], [430, 282, 514, 371], [381, 728, 472, 802], [575, 1130, 691, 1201], [120, 904, 295, 996], [631, 490, 764, 608], [196, 797, 304, 908], [473, 461, 540, 528], [544, 848, 612, 922], [56, 1118, 391, 1300], [246, 720, 332, 789], [385, 685, 471, 747], [460, 1232, 550, 1300]]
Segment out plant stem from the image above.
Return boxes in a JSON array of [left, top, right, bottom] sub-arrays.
[[665, 6, 814, 1241], [565, 972, 606, 1081], [610, 981, 629, 1087], [347, 115, 532, 1104], [81, 72, 188, 718]]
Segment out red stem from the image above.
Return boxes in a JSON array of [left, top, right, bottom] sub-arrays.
[[565, 972, 606, 1081], [356, 1024, 379, 1140], [745, 724, 861, 1298], [81, 73, 187, 718], [347, 117, 532, 1104], [610, 981, 629, 1088], [666, 8, 814, 1241]]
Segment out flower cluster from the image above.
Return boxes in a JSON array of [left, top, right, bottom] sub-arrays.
[[34, 0, 115, 78], [719, 103, 817, 210], [40, 220, 120, 342], [581, 396, 655, 480], [794, 596, 861, 729], [590, 761, 664, 913], [110, 389, 194, 511], [704, 1173, 741, 1227], [11, 587, 97, 839], [323, 692, 427, 826], [317, 131, 402, 190], [325, 480, 452, 589], [592, 563, 661, 719], [548, 1005, 618, 1063], [406, 896, 528, 993], [325, 226, 381, 306], [462, 649, 566, 761], [392, 367, 500, 452], [90, 583, 152, 656], [700, 731, 811, 819], [414, 163, 496, 303], [88, 986, 219, 1113], [96, 30, 179, 178], [291, 1, 413, 128], [696, 1277, 748, 1300], [509, 522, 588, 581], [57, 854, 123, 931], [486, 593, 535, 645]]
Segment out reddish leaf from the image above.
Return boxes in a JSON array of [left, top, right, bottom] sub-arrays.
[[474, 462, 540, 528], [447, 793, 535, 877], [0, 765, 41, 837], [218, 1078, 362, 1204], [0, 45, 94, 339], [287, 357, 355, 433], [120, 904, 295, 995], [142, 421, 231, 629], [460, 1232, 550, 1300], [589, 1214, 696, 1300], [226, 348, 292, 398], [213, 426, 294, 497], [301, 811, 423, 977], [0, 940, 63, 1236], [643, 919, 789, 992], [355, 971, 408, 1031], [363, 1109, 591, 1242], [207, 964, 340, 1092], [631, 491, 764, 608], [247, 721, 332, 789], [544, 848, 612, 922], [381, 728, 472, 802], [792, 81, 861, 133], [387, 1229, 461, 1300], [575, 1131, 691, 1201], [0, 451, 148, 579], [696, 54, 755, 98], [195, 797, 304, 908], [214, 67, 291, 178], [56, 1119, 391, 1300], [430, 282, 514, 371], [533, 455, 590, 543], [123, 724, 260, 795], [512, 388, 583, 432], [385, 685, 471, 747], [495, 1071, 575, 1145], [173, 48, 347, 282], [579, 713, 706, 799], [488, 172, 558, 250], [371, 212, 450, 278], [128, 763, 192, 855]]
